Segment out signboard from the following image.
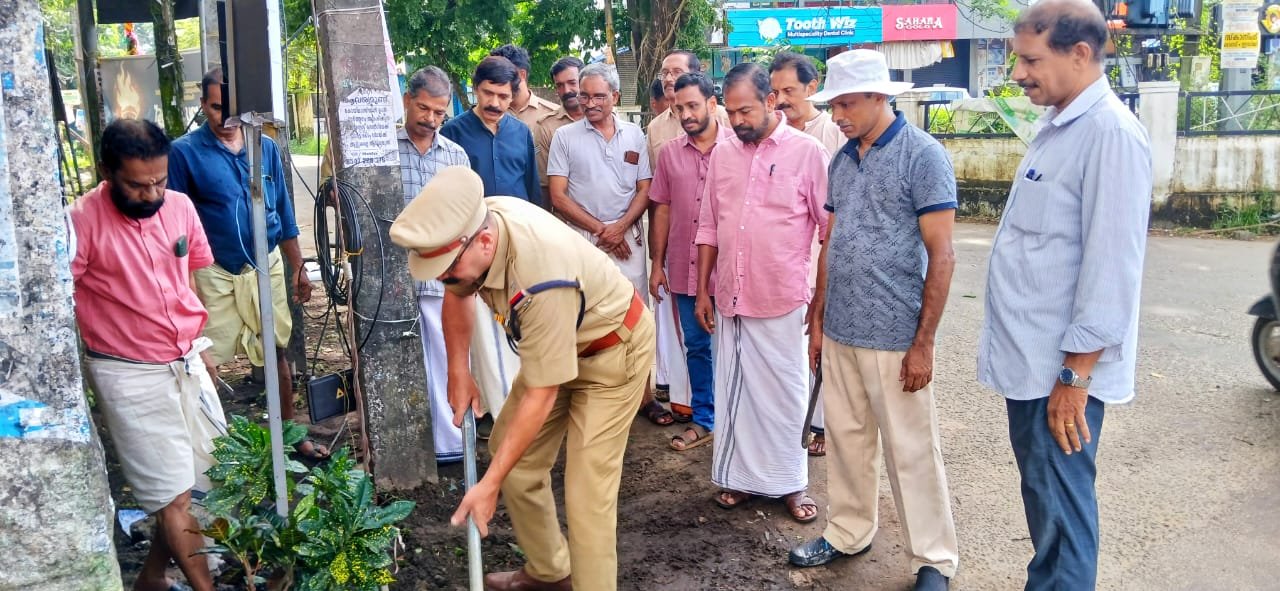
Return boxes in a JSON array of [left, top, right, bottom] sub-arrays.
[[881, 4, 959, 42], [1222, 0, 1263, 69], [99, 51, 203, 125], [726, 7, 883, 47], [1263, 3, 1280, 34]]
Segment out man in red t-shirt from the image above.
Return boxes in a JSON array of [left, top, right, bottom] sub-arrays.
[[69, 119, 224, 591]]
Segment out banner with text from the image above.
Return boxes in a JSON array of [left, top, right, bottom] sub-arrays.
[[726, 7, 883, 47], [881, 4, 959, 42], [1222, 0, 1263, 69]]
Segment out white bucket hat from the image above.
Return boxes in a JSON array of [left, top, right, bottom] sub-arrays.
[[810, 49, 915, 103]]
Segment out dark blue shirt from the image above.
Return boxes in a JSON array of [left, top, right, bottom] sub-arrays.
[[439, 110, 541, 206], [168, 124, 300, 273]]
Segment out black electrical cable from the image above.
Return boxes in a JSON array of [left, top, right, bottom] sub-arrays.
[[334, 177, 389, 353], [315, 176, 362, 306]]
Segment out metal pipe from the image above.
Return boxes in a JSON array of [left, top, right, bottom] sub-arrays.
[[462, 408, 483, 591], [244, 119, 290, 518]]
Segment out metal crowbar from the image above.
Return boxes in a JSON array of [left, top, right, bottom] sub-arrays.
[[462, 408, 484, 591]]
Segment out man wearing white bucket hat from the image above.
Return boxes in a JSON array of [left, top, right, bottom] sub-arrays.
[[788, 49, 959, 591]]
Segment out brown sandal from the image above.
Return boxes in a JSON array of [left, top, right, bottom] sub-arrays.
[[670, 424, 713, 451], [714, 489, 756, 510], [638, 400, 674, 425], [784, 491, 819, 523]]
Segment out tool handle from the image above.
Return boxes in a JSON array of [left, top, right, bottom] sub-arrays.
[[463, 409, 483, 591]]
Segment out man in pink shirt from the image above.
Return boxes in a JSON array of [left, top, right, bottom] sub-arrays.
[[650, 72, 732, 452], [69, 119, 225, 591], [694, 63, 830, 523]]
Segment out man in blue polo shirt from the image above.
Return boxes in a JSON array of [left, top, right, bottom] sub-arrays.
[[168, 67, 325, 460], [788, 50, 959, 591], [440, 56, 541, 207]]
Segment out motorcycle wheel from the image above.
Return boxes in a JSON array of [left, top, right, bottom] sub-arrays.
[[1251, 317, 1280, 391]]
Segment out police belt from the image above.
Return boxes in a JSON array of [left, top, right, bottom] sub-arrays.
[[579, 291, 645, 357]]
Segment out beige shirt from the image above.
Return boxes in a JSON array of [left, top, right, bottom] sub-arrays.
[[802, 110, 846, 156], [532, 107, 579, 189], [479, 197, 640, 388], [645, 105, 730, 164], [511, 92, 560, 135]]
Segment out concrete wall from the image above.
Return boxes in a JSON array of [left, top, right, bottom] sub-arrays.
[[937, 122, 1280, 227]]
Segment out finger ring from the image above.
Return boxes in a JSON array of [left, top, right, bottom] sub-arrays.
[[1065, 422, 1075, 427]]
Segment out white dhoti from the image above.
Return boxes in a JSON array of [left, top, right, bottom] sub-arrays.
[[417, 295, 461, 462], [711, 308, 809, 497], [418, 294, 519, 462], [470, 296, 520, 418], [573, 220, 647, 294], [85, 337, 228, 514], [655, 285, 691, 414]]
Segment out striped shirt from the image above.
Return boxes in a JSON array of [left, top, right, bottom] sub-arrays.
[[978, 76, 1152, 404], [398, 128, 470, 297]]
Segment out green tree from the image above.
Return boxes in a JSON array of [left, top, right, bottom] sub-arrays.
[[514, 0, 602, 86], [629, 0, 718, 105], [384, 0, 517, 107]]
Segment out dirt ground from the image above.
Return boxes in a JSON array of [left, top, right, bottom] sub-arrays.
[[111, 293, 851, 591]]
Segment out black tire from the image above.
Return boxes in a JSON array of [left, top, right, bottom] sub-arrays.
[[1251, 317, 1280, 391]]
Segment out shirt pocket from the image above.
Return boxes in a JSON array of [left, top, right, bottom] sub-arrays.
[[763, 173, 801, 210], [1002, 176, 1050, 234]]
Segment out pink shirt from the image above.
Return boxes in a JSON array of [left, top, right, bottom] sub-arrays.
[[694, 114, 830, 319], [649, 123, 734, 296], [70, 182, 214, 363]]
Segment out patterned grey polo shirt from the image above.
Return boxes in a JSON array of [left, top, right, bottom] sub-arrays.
[[822, 113, 957, 351]]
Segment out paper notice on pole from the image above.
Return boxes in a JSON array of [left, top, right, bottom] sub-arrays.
[[0, 89, 21, 318], [1221, 0, 1263, 69], [337, 88, 398, 169]]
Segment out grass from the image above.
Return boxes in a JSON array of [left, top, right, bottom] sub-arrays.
[[1213, 193, 1278, 233], [289, 134, 327, 156]]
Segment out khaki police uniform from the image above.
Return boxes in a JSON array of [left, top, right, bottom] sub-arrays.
[[390, 166, 654, 591], [532, 107, 579, 197]]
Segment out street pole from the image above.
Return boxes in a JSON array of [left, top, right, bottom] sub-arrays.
[[151, 0, 186, 137], [240, 113, 291, 518], [314, 0, 437, 489], [75, 0, 102, 180], [0, 2, 121, 589]]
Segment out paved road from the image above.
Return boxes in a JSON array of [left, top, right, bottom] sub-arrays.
[[286, 160, 1280, 589], [793, 224, 1280, 590]]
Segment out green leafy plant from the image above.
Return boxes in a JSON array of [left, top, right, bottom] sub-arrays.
[[200, 416, 415, 591]]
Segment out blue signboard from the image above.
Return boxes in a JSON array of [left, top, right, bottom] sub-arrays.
[[726, 7, 883, 47]]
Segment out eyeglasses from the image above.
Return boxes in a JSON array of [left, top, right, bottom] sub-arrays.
[[582, 93, 612, 104], [435, 222, 488, 285]]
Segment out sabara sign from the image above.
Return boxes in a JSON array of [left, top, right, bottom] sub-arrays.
[[881, 4, 958, 42], [726, 8, 884, 47]]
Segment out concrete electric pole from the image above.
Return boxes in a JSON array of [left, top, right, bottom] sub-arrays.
[[0, 2, 122, 590], [314, 0, 437, 489]]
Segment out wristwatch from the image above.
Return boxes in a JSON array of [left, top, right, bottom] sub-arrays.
[[1059, 367, 1092, 389]]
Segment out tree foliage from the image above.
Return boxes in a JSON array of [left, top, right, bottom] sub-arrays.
[[629, 0, 718, 106], [513, 0, 602, 86], [383, 0, 517, 105]]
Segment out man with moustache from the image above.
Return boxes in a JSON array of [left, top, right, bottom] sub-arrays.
[[168, 68, 323, 460], [650, 72, 732, 451], [398, 65, 517, 459], [770, 51, 845, 156], [981, 1, 1151, 587], [491, 44, 560, 131], [533, 56, 586, 206], [769, 50, 846, 457], [441, 56, 541, 205], [71, 118, 226, 591], [787, 50, 959, 591], [693, 63, 829, 523], [645, 49, 729, 163], [547, 63, 651, 298], [390, 166, 655, 591]]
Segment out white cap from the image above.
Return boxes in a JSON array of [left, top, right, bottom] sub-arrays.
[[810, 49, 915, 103]]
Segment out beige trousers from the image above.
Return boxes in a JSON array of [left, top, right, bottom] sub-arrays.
[[821, 337, 959, 578], [489, 313, 654, 591]]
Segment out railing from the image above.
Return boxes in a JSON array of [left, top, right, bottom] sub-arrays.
[[1116, 92, 1140, 115], [1180, 90, 1280, 136], [624, 110, 659, 128]]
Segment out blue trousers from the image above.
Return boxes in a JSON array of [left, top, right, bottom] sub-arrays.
[[1006, 395, 1105, 591], [675, 294, 715, 431]]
